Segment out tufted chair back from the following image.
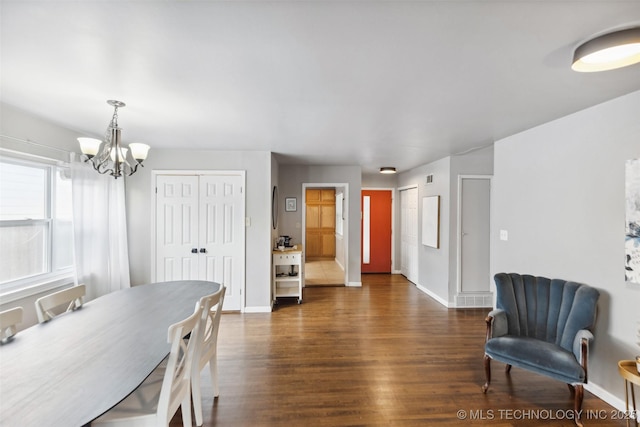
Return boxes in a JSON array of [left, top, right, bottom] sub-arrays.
[[494, 273, 599, 353]]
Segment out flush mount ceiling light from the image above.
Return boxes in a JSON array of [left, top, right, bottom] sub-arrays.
[[78, 100, 150, 179], [379, 167, 397, 174], [572, 27, 640, 72]]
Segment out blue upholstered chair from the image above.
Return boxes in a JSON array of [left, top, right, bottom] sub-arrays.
[[482, 273, 599, 426]]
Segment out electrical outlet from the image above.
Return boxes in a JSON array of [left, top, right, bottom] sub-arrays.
[[499, 230, 508, 241]]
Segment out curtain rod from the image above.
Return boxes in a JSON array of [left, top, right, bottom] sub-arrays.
[[0, 134, 74, 154]]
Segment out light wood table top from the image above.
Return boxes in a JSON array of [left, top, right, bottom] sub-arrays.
[[619, 360, 640, 386], [0, 280, 220, 427]]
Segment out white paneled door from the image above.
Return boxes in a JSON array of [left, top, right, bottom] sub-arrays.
[[459, 177, 491, 294], [155, 173, 245, 311], [399, 187, 418, 284]]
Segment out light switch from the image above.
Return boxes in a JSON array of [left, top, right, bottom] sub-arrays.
[[499, 230, 508, 241]]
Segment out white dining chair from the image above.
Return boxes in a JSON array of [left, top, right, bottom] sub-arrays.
[[35, 284, 86, 323], [0, 307, 24, 343], [191, 286, 226, 426], [92, 301, 204, 427]]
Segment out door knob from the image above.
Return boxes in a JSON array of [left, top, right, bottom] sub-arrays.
[[199, 248, 207, 254], [191, 248, 198, 254]]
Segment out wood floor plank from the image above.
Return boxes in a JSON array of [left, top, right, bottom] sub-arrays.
[[174, 274, 626, 426]]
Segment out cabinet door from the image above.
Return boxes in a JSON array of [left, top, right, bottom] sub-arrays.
[[321, 233, 335, 257], [306, 205, 321, 228], [305, 232, 322, 258], [305, 188, 336, 259], [320, 205, 335, 229]]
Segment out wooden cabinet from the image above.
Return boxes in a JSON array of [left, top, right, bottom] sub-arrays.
[[273, 246, 304, 304], [305, 189, 335, 259]]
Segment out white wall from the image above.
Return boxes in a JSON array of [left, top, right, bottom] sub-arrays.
[[399, 157, 451, 302], [278, 165, 362, 285], [362, 172, 398, 188], [491, 90, 640, 406], [1, 103, 78, 161], [125, 149, 273, 310]]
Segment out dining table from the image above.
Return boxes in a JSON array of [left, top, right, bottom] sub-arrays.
[[0, 280, 220, 427]]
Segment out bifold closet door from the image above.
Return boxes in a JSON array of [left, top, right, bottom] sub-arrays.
[[155, 173, 245, 311], [156, 175, 200, 281], [198, 174, 244, 311]]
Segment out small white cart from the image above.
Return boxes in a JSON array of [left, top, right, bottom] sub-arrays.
[[272, 245, 304, 304]]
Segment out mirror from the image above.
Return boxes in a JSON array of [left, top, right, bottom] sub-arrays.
[[272, 186, 278, 230]]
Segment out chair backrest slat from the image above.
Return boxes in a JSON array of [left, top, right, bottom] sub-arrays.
[[157, 301, 202, 425], [195, 286, 226, 371], [35, 285, 86, 323], [0, 307, 24, 343]]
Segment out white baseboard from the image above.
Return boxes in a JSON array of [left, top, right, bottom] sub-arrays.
[[347, 281, 362, 287], [392, 270, 402, 274], [585, 381, 625, 412], [243, 305, 272, 313], [416, 283, 450, 308]]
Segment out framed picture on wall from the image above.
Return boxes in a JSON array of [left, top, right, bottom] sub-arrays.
[[421, 195, 440, 248], [285, 197, 297, 212], [626, 159, 640, 284]]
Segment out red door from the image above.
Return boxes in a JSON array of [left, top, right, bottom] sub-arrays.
[[361, 190, 392, 273]]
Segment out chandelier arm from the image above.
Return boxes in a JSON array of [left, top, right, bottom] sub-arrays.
[[96, 167, 118, 176], [126, 162, 145, 177]]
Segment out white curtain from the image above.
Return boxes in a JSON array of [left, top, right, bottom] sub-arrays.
[[71, 153, 130, 300]]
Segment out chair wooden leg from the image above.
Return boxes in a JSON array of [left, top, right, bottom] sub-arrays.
[[181, 393, 192, 427], [568, 383, 575, 395], [482, 354, 491, 393], [505, 364, 512, 373], [209, 355, 219, 398], [192, 369, 204, 426], [574, 384, 584, 427]]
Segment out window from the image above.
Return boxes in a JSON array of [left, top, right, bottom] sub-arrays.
[[0, 156, 74, 295]]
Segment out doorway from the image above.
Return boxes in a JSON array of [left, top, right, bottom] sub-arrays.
[[305, 188, 336, 259], [302, 184, 348, 287], [399, 186, 419, 284], [455, 175, 492, 307], [361, 189, 392, 273]]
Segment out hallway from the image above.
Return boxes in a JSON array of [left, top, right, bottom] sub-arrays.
[[304, 259, 344, 286]]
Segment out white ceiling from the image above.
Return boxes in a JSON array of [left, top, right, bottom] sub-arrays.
[[2, 1, 640, 174]]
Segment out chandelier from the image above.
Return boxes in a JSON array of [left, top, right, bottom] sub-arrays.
[[77, 100, 150, 178]]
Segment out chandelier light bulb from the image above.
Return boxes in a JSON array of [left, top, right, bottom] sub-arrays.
[[77, 137, 102, 157], [110, 147, 128, 163], [129, 143, 150, 161]]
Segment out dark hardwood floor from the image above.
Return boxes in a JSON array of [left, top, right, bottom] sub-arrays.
[[174, 274, 625, 426]]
